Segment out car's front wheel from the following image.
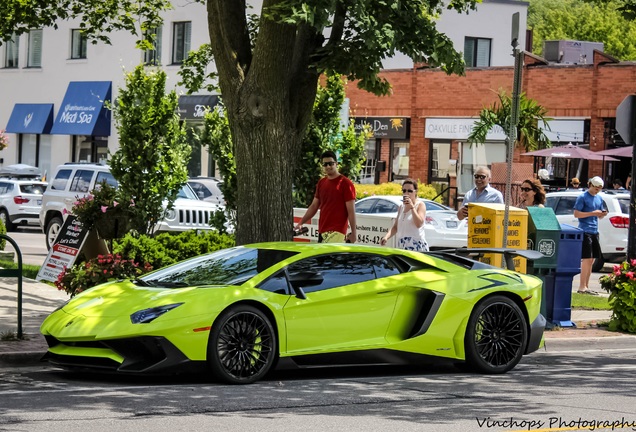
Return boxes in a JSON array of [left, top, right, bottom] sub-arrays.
[[207, 305, 277, 384], [45, 216, 63, 250], [464, 295, 528, 374]]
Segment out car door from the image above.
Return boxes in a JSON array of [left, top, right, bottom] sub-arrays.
[[283, 253, 401, 353]]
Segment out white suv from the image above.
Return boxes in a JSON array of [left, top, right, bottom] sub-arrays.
[[0, 179, 47, 231], [40, 163, 222, 248], [545, 190, 630, 271]]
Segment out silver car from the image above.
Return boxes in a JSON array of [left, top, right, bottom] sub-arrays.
[[0, 179, 47, 231], [355, 195, 468, 249], [545, 190, 630, 271]]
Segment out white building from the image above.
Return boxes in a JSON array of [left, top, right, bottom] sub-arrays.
[[0, 0, 528, 178]]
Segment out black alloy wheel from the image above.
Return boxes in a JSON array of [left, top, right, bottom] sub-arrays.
[[207, 305, 277, 384], [464, 295, 528, 374]]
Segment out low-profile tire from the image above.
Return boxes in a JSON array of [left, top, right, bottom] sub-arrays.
[[592, 256, 605, 272], [0, 209, 14, 232], [464, 295, 528, 374], [207, 304, 277, 384], [45, 216, 63, 250]]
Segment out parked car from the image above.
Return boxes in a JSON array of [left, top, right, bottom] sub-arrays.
[[39, 163, 222, 249], [545, 190, 630, 271], [0, 179, 47, 231], [40, 242, 545, 383], [187, 177, 225, 205], [355, 195, 467, 249]]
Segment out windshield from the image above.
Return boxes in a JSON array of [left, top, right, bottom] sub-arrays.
[[139, 247, 298, 287], [178, 183, 199, 200]]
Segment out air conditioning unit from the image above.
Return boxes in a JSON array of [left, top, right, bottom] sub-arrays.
[[543, 40, 604, 64]]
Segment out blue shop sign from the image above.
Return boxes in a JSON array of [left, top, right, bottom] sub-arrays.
[[5, 103, 54, 134], [51, 81, 112, 136]]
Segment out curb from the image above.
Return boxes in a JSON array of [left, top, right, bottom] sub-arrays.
[[543, 334, 636, 352], [0, 351, 46, 367]]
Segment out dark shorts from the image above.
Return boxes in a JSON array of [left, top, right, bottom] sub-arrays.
[[581, 232, 602, 259]]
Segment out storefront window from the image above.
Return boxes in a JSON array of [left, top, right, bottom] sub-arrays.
[[431, 142, 451, 180], [20, 135, 37, 166], [391, 141, 410, 181], [459, 142, 506, 193], [359, 139, 377, 184]]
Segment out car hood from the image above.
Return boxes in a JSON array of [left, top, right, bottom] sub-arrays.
[[58, 280, 232, 318], [173, 197, 222, 210]]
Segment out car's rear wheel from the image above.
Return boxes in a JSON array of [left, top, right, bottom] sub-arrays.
[[45, 216, 63, 250], [0, 209, 14, 231], [464, 295, 528, 374], [207, 305, 277, 384]]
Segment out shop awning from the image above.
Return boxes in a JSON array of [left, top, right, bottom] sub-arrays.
[[51, 81, 112, 136], [178, 95, 219, 120], [5, 103, 54, 134]]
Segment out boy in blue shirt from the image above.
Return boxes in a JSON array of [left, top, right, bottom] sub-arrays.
[[573, 176, 607, 294]]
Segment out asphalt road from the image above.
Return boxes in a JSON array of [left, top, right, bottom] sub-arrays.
[[1, 346, 636, 432]]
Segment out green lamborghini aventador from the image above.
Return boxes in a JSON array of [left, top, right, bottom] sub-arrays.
[[41, 243, 545, 384]]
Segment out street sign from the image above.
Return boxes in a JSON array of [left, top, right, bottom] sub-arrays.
[[616, 94, 636, 145]]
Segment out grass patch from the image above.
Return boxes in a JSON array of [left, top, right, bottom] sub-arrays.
[[571, 292, 612, 310], [0, 260, 41, 280]]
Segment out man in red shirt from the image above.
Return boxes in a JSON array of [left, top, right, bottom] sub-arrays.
[[295, 151, 357, 243]]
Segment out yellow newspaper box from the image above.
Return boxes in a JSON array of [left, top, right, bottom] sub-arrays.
[[467, 203, 528, 273]]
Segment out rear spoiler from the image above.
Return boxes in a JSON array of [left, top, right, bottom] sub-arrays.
[[435, 248, 545, 271]]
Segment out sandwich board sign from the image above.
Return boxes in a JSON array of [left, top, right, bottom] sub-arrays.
[[36, 215, 89, 283]]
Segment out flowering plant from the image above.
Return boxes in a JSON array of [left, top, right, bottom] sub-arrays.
[[0, 129, 9, 151], [600, 259, 636, 333], [70, 182, 134, 233], [55, 253, 153, 297]]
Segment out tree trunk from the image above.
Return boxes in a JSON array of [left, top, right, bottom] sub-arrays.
[[227, 78, 314, 245]]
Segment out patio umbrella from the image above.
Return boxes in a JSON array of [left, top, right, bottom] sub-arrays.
[[522, 144, 618, 184], [594, 145, 634, 158]]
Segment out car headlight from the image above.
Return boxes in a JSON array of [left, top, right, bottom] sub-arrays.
[[130, 303, 183, 324], [164, 208, 177, 221]]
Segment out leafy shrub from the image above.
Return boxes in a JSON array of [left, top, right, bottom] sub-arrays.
[[355, 182, 441, 202], [0, 218, 5, 250], [113, 230, 235, 267], [71, 182, 134, 233], [600, 259, 636, 333], [55, 254, 152, 297]]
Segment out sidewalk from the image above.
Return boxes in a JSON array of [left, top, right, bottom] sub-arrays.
[[0, 269, 630, 367]]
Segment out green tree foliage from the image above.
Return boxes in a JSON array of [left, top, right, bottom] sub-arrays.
[[0, 0, 478, 244], [109, 65, 191, 235], [467, 90, 552, 151], [529, 0, 636, 60], [293, 73, 369, 207]]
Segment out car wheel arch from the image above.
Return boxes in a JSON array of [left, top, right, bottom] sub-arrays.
[[212, 300, 281, 346], [206, 301, 279, 384], [464, 291, 530, 373]]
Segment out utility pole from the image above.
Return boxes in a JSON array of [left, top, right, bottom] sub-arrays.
[[503, 12, 523, 266]]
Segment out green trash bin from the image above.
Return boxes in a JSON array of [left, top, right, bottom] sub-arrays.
[[526, 207, 561, 323], [526, 207, 560, 271]]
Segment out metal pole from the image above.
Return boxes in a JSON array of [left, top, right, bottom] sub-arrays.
[[503, 47, 523, 263], [628, 143, 636, 260]]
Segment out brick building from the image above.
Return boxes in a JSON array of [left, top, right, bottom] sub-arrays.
[[347, 50, 635, 204]]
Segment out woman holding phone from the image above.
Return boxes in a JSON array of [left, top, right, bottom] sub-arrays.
[[380, 179, 428, 251]]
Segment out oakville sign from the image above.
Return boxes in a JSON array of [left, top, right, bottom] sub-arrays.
[[425, 118, 507, 140]]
